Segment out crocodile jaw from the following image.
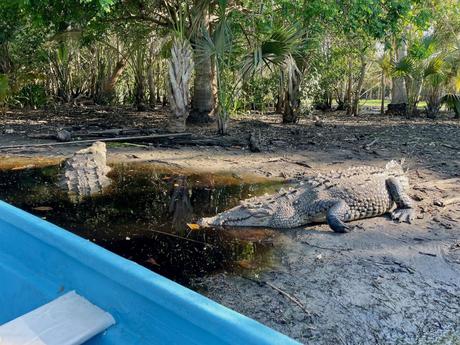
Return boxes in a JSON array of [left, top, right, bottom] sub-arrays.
[[198, 205, 273, 228]]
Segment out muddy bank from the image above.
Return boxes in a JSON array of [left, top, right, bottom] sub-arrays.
[[1, 107, 460, 180], [1, 108, 460, 344]]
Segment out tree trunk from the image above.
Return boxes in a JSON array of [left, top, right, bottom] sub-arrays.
[[426, 87, 443, 119], [147, 63, 155, 108], [350, 55, 367, 116], [282, 58, 301, 124], [134, 74, 146, 111], [387, 39, 408, 115], [0, 43, 13, 74], [99, 58, 126, 103], [275, 74, 284, 113], [168, 38, 194, 132], [189, 8, 214, 124], [380, 70, 385, 115], [283, 88, 300, 123], [217, 109, 229, 135], [345, 59, 353, 113]]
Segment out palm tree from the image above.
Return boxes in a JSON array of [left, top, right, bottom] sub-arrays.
[[167, 37, 194, 132], [188, 3, 214, 124], [387, 38, 408, 115], [194, 0, 236, 134], [424, 54, 450, 118], [242, 24, 307, 123], [392, 34, 440, 116], [441, 39, 460, 118], [442, 94, 460, 118]]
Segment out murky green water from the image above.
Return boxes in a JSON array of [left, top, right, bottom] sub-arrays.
[[0, 163, 286, 286]]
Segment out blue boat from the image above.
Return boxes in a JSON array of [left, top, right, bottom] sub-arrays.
[[0, 201, 299, 344]]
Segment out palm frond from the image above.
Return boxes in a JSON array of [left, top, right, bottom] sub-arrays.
[[392, 56, 415, 77], [424, 55, 446, 78], [241, 24, 304, 79], [455, 72, 460, 92]]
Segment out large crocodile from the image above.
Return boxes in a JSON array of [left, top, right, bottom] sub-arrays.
[[198, 161, 415, 232], [59, 141, 112, 198]]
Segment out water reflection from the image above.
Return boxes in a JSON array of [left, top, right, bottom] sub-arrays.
[[0, 163, 285, 286], [169, 176, 193, 233]]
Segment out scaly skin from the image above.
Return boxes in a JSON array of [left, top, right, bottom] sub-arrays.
[[59, 141, 112, 198], [198, 161, 415, 232]]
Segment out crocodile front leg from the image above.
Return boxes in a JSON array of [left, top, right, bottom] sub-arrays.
[[326, 199, 352, 233], [386, 177, 415, 223]]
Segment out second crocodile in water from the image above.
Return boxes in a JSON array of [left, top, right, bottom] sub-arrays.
[[199, 161, 415, 233]]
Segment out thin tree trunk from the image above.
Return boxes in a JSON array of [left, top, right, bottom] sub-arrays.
[[0, 43, 13, 74], [275, 73, 284, 113], [350, 54, 367, 116], [147, 63, 155, 108], [380, 70, 385, 115], [100, 58, 126, 103], [134, 74, 146, 111], [346, 59, 352, 113]]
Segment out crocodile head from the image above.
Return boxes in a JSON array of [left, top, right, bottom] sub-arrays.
[[198, 204, 275, 228]]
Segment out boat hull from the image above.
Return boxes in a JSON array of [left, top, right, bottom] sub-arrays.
[[0, 201, 298, 344]]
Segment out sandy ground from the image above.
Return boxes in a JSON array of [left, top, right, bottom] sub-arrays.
[[1, 107, 460, 344]]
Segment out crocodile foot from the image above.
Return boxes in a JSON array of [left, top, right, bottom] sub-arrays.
[[391, 208, 414, 224], [331, 223, 352, 233]]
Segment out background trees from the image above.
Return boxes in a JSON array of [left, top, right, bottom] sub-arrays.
[[1, 0, 459, 132]]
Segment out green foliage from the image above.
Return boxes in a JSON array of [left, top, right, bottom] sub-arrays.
[[241, 24, 305, 78], [1, 0, 459, 122], [16, 84, 48, 108], [442, 94, 460, 118], [0, 74, 10, 107]]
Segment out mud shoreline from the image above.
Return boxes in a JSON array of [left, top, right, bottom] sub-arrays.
[[1, 108, 460, 344]]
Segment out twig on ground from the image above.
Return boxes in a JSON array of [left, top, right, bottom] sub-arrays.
[[441, 143, 460, 150], [303, 241, 353, 252], [243, 276, 311, 315], [364, 138, 378, 150], [434, 197, 460, 207], [418, 251, 437, 257]]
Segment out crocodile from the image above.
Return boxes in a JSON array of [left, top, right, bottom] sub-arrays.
[[198, 161, 415, 232], [59, 141, 112, 198]]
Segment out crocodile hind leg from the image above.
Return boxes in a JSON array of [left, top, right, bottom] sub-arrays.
[[386, 177, 415, 223], [326, 200, 352, 233]]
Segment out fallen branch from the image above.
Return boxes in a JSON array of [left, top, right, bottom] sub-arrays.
[[441, 143, 460, 150], [418, 251, 437, 257], [303, 241, 352, 252], [244, 277, 311, 315], [291, 160, 313, 168], [265, 158, 313, 168], [0, 133, 191, 150], [363, 138, 378, 150], [434, 197, 460, 207]]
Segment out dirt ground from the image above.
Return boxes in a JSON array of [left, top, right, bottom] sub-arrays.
[[1, 106, 460, 344]]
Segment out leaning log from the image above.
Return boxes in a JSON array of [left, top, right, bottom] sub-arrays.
[[0, 133, 192, 150]]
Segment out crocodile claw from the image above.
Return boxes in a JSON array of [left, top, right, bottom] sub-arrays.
[[331, 223, 352, 233], [391, 208, 414, 224]]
